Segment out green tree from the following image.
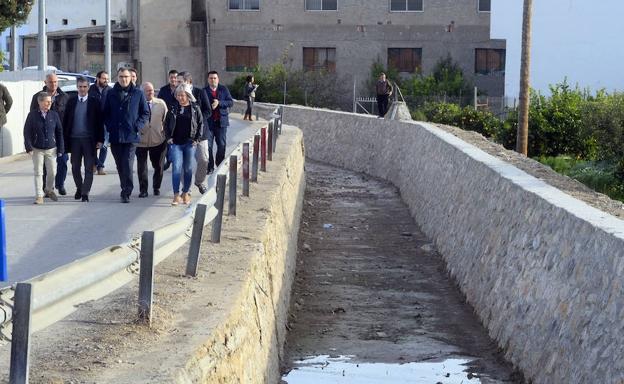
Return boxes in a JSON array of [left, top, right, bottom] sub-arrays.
[[0, 0, 32, 32]]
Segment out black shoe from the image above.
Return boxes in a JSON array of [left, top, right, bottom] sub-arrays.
[[74, 190, 82, 200], [138, 191, 148, 198], [196, 184, 207, 194], [121, 195, 130, 203], [81, 195, 89, 202], [58, 187, 67, 196], [153, 189, 160, 196]]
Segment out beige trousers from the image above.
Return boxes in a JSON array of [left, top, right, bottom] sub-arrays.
[[32, 147, 57, 197]]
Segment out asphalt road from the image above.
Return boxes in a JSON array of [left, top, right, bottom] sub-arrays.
[[0, 115, 262, 284]]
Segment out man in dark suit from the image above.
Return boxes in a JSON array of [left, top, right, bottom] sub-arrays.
[[204, 71, 234, 173], [64, 77, 104, 202], [89, 70, 111, 175]]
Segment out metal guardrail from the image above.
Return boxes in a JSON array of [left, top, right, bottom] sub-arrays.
[[0, 107, 284, 353]]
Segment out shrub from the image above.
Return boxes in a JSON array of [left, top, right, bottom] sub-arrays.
[[422, 102, 461, 126]]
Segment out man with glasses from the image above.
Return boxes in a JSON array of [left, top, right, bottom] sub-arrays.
[[63, 77, 104, 202], [102, 68, 150, 203]]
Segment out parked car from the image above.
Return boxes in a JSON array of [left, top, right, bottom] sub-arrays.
[[57, 72, 96, 97]]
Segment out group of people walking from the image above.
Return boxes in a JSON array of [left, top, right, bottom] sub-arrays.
[[23, 67, 236, 206]]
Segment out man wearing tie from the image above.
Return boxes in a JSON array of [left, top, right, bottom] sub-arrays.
[[63, 77, 104, 202], [136, 82, 168, 197]]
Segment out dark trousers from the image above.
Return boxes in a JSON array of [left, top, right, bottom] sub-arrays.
[[377, 94, 389, 117], [245, 97, 254, 116], [207, 120, 228, 171], [70, 138, 96, 195], [136, 141, 167, 194], [110, 142, 136, 197], [42, 153, 68, 190]]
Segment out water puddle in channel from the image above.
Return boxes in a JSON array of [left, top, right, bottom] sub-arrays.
[[282, 355, 483, 384]]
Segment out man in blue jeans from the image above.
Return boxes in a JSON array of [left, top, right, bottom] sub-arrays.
[[88, 70, 111, 175], [102, 68, 150, 203], [204, 71, 233, 172]]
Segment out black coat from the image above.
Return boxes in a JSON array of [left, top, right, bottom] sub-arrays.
[[164, 103, 203, 142], [88, 83, 111, 110], [157, 84, 179, 110], [30, 87, 69, 123], [23, 109, 64, 153], [63, 95, 105, 153]]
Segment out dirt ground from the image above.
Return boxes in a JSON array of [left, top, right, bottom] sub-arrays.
[[281, 161, 525, 383], [433, 123, 624, 218]]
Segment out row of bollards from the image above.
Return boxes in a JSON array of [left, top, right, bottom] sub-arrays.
[[7, 109, 284, 384]]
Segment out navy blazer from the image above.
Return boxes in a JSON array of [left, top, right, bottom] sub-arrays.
[[29, 87, 69, 123], [204, 84, 234, 130], [63, 95, 105, 153], [23, 109, 64, 153], [102, 83, 150, 144]]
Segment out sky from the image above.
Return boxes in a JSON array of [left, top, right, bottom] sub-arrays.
[[491, 0, 624, 98]]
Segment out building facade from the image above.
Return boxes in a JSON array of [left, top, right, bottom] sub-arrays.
[[21, 26, 133, 74], [1, 0, 128, 70], [138, 0, 505, 96]]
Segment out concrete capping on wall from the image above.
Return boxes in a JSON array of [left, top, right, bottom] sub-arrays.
[[239, 101, 624, 384]]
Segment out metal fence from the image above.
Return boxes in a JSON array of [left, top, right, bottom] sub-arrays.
[[0, 107, 284, 383]]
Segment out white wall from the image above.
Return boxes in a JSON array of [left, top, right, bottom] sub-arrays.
[[0, 78, 46, 157]]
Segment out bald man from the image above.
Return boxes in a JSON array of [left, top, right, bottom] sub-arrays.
[[135, 82, 168, 197], [30, 72, 70, 195]]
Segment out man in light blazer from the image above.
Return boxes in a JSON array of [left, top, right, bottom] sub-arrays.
[[136, 82, 168, 197]]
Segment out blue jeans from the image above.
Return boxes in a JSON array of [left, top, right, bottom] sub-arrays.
[[170, 142, 196, 194], [96, 131, 109, 170]]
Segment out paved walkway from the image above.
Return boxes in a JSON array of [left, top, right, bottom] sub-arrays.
[[0, 115, 262, 284], [282, 161, 523, 384]]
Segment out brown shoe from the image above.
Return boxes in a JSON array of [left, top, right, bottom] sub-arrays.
[[171, 193, 182, 206], [97, 168, 106, 175], [182, 192, 191, 205], [45, 190, 58, 202], [34, 197, 44, 205]]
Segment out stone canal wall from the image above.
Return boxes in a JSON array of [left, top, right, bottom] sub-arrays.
[[243, 102, 624, 384]]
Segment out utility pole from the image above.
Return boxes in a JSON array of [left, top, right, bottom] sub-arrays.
[[516, 0, 533, 155], [38, 0, 47, 70], [104, 0, 112, 75], [10, 26, 18, 71]]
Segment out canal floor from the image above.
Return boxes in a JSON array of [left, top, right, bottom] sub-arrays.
[[281, 161, 524, 384]]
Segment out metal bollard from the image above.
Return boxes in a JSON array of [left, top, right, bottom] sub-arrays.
[[242, 143, 250, 196], [228, 155, 237, 216], [260, 127, 267, 172], [0, 200, 7, 282], [267, 120, 273, 161], [211, 174, 226, 243], [255, 109, 259, 121], [186, 204, 207, 277], [272, 118, 278, 153], [138, 231, 155, 325], [252, 134, 260, 182], [9, 283, 32, 384]]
